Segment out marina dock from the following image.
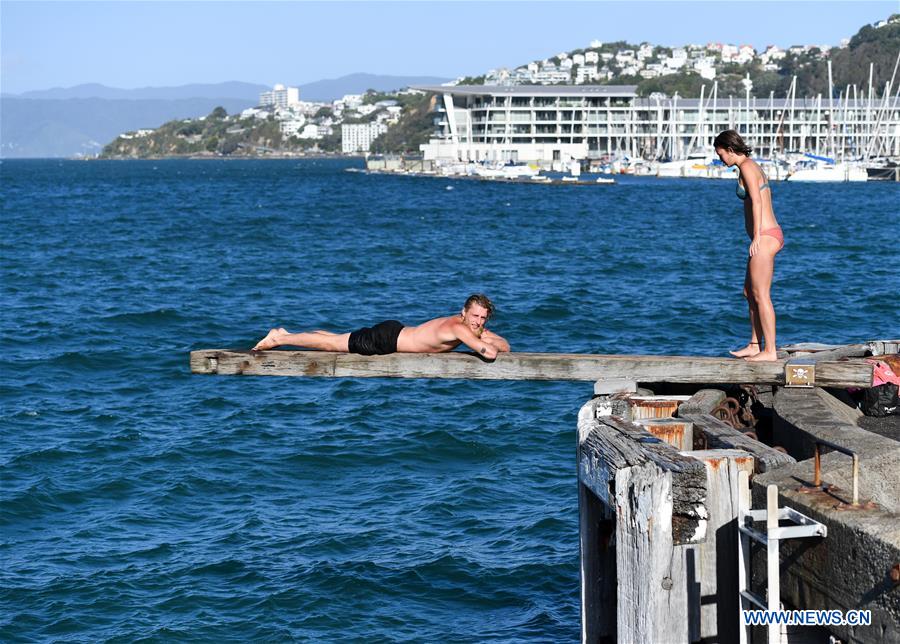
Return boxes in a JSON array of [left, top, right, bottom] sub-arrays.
[[191, 342, 900, 643]]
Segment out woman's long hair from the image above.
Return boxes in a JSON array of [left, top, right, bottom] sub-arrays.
[[713, 130, 753, 156]]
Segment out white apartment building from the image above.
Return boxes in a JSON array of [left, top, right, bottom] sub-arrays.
[[735, 45, 757, 64], [341, 122, 388, 154], [615, 49, 636, 65], [414, 84, 900, 163], [572, 53, 585, 66], [298, 124, 321, 139], [259, 84, 301, 109], [585, 51, 600, 65], [241, 107, 269, 120], [576, 65, 599, 84], [720, 44, 739, 62], [533, 69, 571, 84], [760, 46, 787, 64], [280, 115, 307, 137], [693, 56, 717, 80], [339, 94, 365, 109]]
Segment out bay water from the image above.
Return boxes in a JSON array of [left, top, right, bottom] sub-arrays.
[[1, 159, 897, 641]]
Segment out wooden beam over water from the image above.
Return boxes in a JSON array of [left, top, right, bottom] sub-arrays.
[[190, 349, 874, 388]]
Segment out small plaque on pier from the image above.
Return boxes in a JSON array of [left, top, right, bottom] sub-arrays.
[[785, 358, 816, 387]]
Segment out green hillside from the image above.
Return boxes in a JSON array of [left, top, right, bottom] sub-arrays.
[[100, 107, 340, 158]]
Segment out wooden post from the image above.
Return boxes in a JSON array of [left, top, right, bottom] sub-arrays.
[[635, 417, 693, 451], [613, 459, 689, 642], [578, 401, 708, 643], [577, 400, 616, 641], [683, 449, 754, 643]]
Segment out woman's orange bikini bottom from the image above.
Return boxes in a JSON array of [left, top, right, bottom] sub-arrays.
[[760, 226, 784, 249]]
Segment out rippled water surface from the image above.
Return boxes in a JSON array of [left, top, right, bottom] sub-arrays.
[[1, 159, 897, 641]]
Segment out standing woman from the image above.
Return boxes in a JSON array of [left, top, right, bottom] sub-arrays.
[[714, 130, 784, 361]]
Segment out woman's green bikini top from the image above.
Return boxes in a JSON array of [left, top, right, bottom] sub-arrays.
[[737, 181, 770, 200]]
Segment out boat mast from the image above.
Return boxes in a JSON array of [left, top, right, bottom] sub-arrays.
[[789, 76, 797, 153], [827, 60, 834, 158]]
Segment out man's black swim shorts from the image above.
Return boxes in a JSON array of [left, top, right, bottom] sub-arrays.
[[348, 320, 404, 355]]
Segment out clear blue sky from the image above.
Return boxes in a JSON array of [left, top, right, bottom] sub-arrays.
[[1, 0, 895, 94]]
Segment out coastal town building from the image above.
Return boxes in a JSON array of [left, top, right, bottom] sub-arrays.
[[576, 65, 599, 84], [241, 107, 269, 120], [259, 84, 301, 109], [341, 122, 388, 154], [280, 117, 307, 138], [297, 124, 322, 139], [119, 129, 155, 139], [414, 84, 900, 163]]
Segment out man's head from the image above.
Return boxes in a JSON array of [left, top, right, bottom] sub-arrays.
[[461, 294, 495, 334]]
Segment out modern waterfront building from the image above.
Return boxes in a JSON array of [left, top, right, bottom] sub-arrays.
[[341, 122, 389, 154], [414, 84, 900, 163], [260, 84, 301, 110]]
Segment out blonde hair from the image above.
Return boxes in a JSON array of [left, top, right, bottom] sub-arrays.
[[463, 294, 495, 319]]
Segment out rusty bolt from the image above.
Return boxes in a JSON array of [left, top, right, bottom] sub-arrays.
[[890, 564, 900, 584]]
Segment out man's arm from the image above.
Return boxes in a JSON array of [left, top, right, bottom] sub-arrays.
[[450, 321, 500, 359], [482, 329, 510, 352]]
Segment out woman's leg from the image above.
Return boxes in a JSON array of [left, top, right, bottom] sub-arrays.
[[253, 328, 351, 351], [745, 237, 781, 361], [730, 262, 761, 357]]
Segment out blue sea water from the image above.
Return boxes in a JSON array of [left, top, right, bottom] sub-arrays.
[[1, 158, 897, 642]]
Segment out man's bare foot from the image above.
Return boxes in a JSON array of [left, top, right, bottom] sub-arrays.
[[729, 343, 760, 358], [744, 350, 779, 362], [253, 328, 285, 351]]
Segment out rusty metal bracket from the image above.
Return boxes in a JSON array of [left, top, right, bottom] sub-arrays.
[[785, 358, 816, 387], [796, 438, 872, 508]]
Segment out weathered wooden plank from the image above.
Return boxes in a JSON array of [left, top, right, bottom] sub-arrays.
[[784, 343, 869, 362], [190, 349, 875, 387], [681, 413, 796, 473], [678, 388, 727, 416]]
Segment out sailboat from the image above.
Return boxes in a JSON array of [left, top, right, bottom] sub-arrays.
[[787, 153, 868, 182]]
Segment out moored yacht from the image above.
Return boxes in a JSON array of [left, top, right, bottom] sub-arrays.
[[787, 154, 868, 182]]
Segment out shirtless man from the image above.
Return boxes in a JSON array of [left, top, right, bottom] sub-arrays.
[[252, 294, 511, 359]]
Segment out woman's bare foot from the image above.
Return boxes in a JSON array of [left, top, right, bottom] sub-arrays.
[[253, 328, 285, 351], [745, 350, 779, 362], [729, 343, 759, 358]]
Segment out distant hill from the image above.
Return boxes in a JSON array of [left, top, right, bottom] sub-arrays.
[[297, 73, 450, 101], [0, 97, 255, 158], [9, 82, 268, 102], [0, 74, 450, 158]]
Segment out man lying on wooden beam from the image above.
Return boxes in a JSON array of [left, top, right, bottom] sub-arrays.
[[252, 294, 511, 359]]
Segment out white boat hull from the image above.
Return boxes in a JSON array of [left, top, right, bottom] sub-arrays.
[[787, 163, 868, 182]]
